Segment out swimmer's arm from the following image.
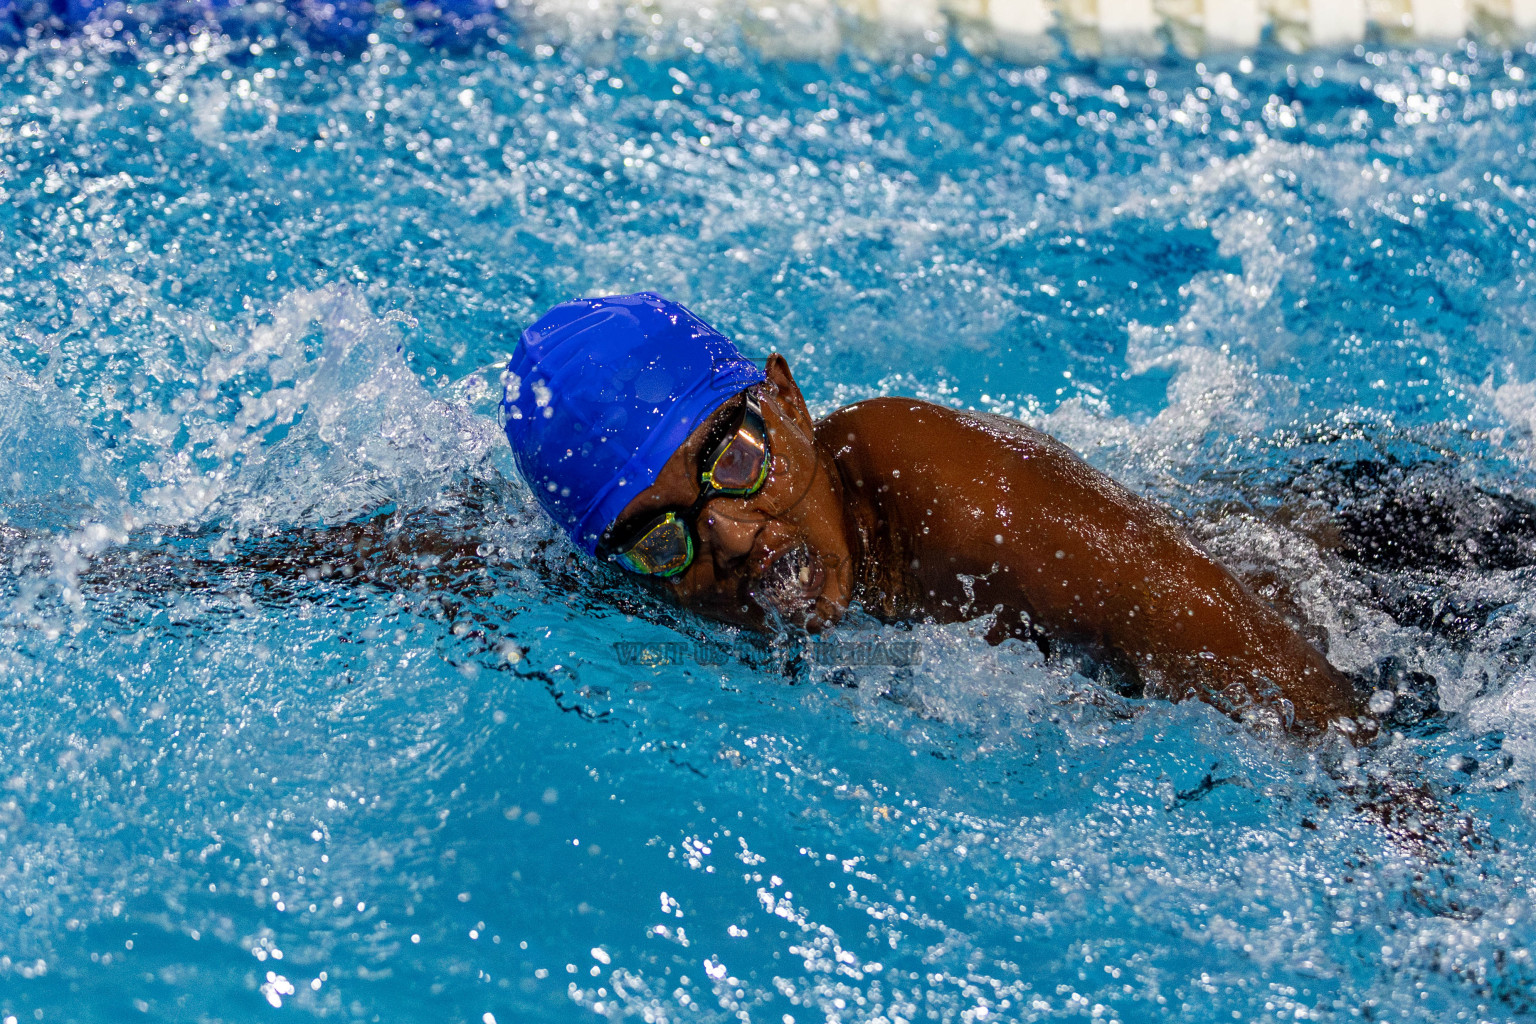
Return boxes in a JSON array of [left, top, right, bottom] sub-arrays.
[[1000, 441, 1362, 732], [825, 399, 1360, 732]]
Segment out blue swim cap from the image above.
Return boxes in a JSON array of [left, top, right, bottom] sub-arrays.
[[501, 292, 767, 555]]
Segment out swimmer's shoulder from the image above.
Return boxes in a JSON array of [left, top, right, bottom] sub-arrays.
[[818, 396, 1063, 456], [817, 397, 1121, 509]]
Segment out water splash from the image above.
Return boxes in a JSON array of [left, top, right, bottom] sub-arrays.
[[3, 19, 1536, 1024]]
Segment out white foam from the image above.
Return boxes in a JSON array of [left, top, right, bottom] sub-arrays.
[[0, 347, 126, 532], [1491, 374, 1536, 439], [1482, 372, 1536, 469]]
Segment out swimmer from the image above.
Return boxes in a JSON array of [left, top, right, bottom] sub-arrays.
[[503, 291, 1366, 736]]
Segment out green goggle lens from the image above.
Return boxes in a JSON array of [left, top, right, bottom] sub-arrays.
[[701, 424, 770, 494], [615, 512, 694, 577], [605, 396, 771, 579]]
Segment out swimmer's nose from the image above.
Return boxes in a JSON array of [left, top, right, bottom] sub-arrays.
[[697, 501, 759, 570]]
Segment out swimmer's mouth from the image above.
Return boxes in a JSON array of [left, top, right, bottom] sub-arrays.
[[749, 543, 825, 620]]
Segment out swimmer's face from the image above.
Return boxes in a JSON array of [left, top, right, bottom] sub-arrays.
[[604, 354, 853, 632]]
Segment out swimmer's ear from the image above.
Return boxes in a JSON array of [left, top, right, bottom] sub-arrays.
[[764, 353, 816, 435]]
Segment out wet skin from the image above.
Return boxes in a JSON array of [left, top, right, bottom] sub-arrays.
[[608, 353, 1365, 734]]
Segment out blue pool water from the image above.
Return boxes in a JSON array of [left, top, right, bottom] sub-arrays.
[[4, 10, 1536, 1022]]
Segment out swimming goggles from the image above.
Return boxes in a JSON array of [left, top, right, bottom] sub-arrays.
[[598, 393, 772, 578]]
